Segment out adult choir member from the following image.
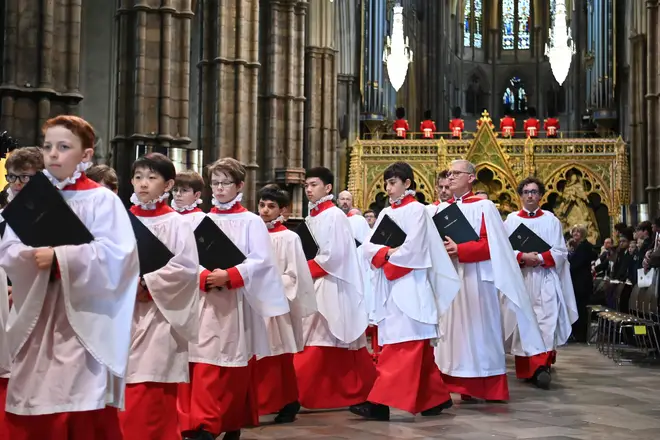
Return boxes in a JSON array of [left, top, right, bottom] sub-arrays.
[[352, 162, 459, 420], [0, 115, 139, 439], [504, 177, 578, 389], [434, 160, 546, 402], [294, 167, 376, 410], [426, 170, 452, 217]]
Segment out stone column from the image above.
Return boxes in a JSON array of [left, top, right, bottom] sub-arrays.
[[0, 0, 83, 147], [646, 1, 659, 216], [304, 0, 337, 172], [112, 0, 194, 201], [198, 0, 261, 209], [336, 0, 360, 192], [257, 0, 307, 216], [629, 35, 648, 210]]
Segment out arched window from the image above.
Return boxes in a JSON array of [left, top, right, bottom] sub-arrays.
[[502, 0, 531, 50], [502, 76, 527, 113], [464, 0, 483, 48]]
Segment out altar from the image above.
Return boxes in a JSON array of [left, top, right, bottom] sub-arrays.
[[348, 112, 629, 243]]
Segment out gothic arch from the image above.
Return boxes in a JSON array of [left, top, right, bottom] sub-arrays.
[[464, 67, 490, 115]]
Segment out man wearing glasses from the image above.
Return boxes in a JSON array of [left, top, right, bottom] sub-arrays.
[[433, 160, 545, 402], [504, 177, 577, 389]]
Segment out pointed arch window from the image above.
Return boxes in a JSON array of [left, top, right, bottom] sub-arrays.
[[502, 0, 531, 50], [464, 0, 483, 48]]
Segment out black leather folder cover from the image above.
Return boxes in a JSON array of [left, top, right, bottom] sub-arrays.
[[128, 211, 175, 276], [293, 221, 320, 261], [432, 203, 479, 244], [508, 223, 551, 253], [369, 214, 406, 248], [194, 216, 246, 270]]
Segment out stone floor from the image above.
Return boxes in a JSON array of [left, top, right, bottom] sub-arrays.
[[243, 344, 660, 439]]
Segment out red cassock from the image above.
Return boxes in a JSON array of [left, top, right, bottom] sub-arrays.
[[523, 118, 540, 138], [544, 118, 560, 137], [420, 120, 437, 139], [449, 118, 464, 139], [500, 116, 516, 137], [392, 119, 409, 138]]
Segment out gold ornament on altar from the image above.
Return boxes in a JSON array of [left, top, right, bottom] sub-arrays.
[[556, 173, 600, 243]]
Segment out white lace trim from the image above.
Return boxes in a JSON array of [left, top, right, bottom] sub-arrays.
[[43, 161, 92, 190], [6, 187, 15, 203], [390, 189, 416, 205], [171, 198, 203, 212], [130, 192, 170, 211], [308, 194, 334, 211], [265, 215, 286, 230], [212, 193, 243, 211]]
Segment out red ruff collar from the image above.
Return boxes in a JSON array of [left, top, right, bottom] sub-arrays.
[[61, 173, 100, 191], [268, 223, 288, 233], [210, 203, 248, 214], [517, 209, 544, 219], [130, 201, 175, 217], [310, 200, 335, 217], [391, 194, 416, 209], [180, 207, 203, 215]]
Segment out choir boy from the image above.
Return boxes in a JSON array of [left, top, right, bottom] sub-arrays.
[[433, 159, 546, 402], [256, 185, 317, 423], [86, 164, 119, 193], [122, 153, 200, 439], [504, 177, 577, 389], [0, 147, 45, 435], [172, 170, 207, 229], [352, 162, 460, 420], [426, 170, 451, 217], [0, 115, 139, 439], [294, 167, 376, 410], [178, 158, 290, 440]]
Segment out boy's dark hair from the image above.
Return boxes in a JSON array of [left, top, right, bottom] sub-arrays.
[[86, 164, 119, 192], [305, 167, 334, 188], [5, 147, 44, 172], [207, 157, 246, 184], [364, 209, 375, 216], [636, 220, 653, 237], [131, 152, 176, 182], [383, 161, 417, 191], [258, 184, 291, 208], [516, 176, 545, 195], [174, 170, 205, 193]]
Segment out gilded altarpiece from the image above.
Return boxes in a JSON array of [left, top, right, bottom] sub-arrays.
[[348, 113, 629, 242]]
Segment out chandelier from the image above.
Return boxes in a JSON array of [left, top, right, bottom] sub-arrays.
[[383, 3, 413, 92], [545, 0, 575, 86]]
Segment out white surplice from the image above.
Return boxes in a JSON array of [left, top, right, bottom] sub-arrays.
[[304, 203, 368, 348], [128, 207, 200, 384], [0, 178, 139, 415], [434, 198, 547, 378], [347, 213, 377, 324], [347, 214, 371, 244], [264, 225, 317, 356], [177, 209, 207, 230], [362, 197, 460, 345], [0, 266, 10, 379], [190, 208, 290, 367], [504, 210, 578, 353]]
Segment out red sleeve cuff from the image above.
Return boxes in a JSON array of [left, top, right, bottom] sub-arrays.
[[226, 267, 245, 290], [457, 240, 491, 263], [516, 252, 524, 266], [541, 250, 556, 268], [308, 260, 329, 279], [383, 262, 413, 281], [372, 247, 390, 269], [199, 269, 211, 292]]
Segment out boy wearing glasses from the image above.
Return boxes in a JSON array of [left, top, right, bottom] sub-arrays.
[[178, 158, 290, 440], [433, 160, 545, 402], [4, 147, 45, 201], [504, 177, 577, 389], [172, 170, 206, 229]]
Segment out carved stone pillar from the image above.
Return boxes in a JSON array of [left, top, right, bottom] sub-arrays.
[[336, 0, 360, 192], [198, 0, 260, 209], [646, 1, 660, 216], [112, 0, 194, 201], [629, 35, 647, 210], [304, 0, 337, 172], [0, 0, 83, 146], [258, 0, 307, 216]]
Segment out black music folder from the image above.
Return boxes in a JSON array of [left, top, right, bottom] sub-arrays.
[[1, 172, 94, 247], [0, 221, 6, 239], [128, 211, 175, 276], [432, 203, 479, 244], [194, 216, 246, 270], [508, 223, 551, 253], [369, 214, 407, 248], [355, 239, 362, 248], [293, 222, 320, 261]]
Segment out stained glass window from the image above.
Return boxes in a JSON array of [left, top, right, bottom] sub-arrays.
[[474, 0, 483, 48], [502, 76, 527, 113], [517, 0, 531, 49], [502, 0, 515, 50], [464, 0, 472, 47]]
